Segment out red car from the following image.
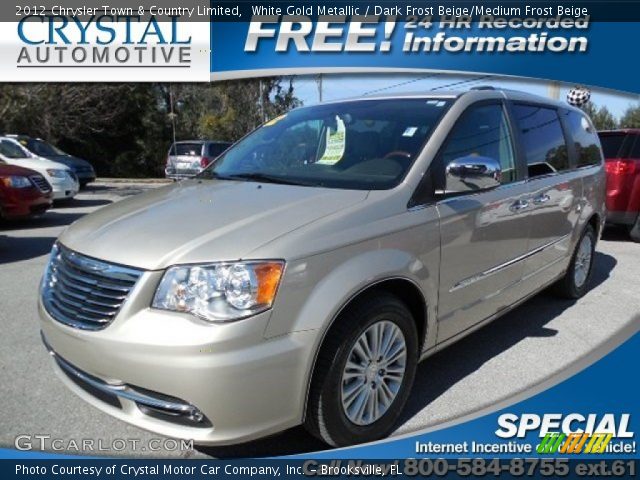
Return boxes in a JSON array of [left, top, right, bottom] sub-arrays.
[[598, 129, 640, 242], [0, 164, 53, 220]]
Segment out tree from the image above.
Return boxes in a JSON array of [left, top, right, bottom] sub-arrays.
[[0, 78, 301, 178], [580, 102, 618, 130], [177, 77, 300, 141], [620, 104, 640, 128]]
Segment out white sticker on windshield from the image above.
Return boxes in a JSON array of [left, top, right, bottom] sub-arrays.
[[318, 116, 346, 165], [403, 127, 418, 137]]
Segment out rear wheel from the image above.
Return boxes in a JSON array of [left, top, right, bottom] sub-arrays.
[[305, 292, 418, 447], [552, 225, 596, 299], [628, 214, 640, 243]]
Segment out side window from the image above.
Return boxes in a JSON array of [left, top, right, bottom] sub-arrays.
[[439, 103, 517, 186], [512, 104, 569, 178], [598, 133, 630, 159], [627, 136, 640, 159], [564, 111, 603, 167], [208, 143, 228, 157]]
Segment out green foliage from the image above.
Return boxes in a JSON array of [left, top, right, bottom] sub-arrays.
[[580, 102, 618, 130], [0, 78, 300, 177], [619, 103, 640, 128]]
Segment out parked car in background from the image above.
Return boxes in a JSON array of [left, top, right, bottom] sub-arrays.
[[7, 135, 96, 188], [598, 129, 640, 242], [40, 89, 605, 448], [0, 164, 52, 220], [165, 140, 232, 180], [0, 138, 78, 201]]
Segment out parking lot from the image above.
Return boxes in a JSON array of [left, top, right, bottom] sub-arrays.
[[1, 181, 639, 459]]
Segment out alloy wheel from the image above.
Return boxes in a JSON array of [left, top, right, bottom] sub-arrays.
[[574, 234, 593, 288], [340, 321, 407, 426]]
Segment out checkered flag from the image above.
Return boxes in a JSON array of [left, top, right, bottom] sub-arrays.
[[567, 86, 591, 107]]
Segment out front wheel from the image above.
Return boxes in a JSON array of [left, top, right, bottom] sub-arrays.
[[305, 293, 418, 447], [552, 225, 596, 299]]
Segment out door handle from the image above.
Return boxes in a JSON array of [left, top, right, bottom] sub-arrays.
[[533, 194, 551, 205], [510, 199, 529, 212]]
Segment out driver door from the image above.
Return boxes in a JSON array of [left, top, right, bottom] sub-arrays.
[[434, 101, 532, 342]]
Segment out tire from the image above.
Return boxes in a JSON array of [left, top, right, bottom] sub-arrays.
[[552, 225, 597, 299], [305, 292, 418, 447], [628, 214, 640, 243]]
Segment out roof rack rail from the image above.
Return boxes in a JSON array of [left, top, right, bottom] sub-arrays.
[[469, 86, 543, 97]]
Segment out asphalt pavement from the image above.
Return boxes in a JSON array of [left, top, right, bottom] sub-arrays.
[[0, 181, 638, 459]]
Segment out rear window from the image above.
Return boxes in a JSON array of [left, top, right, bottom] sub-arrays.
[[170, 143, 203, 156], [597, 133, 640, 159], [564, 111, 603, 167], [208, 143, 230, 157], [630, 137, 640, 159], [598, 134, 628, 159], [512, 104, 569, 177]]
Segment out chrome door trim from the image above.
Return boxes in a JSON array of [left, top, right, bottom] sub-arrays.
[[450, 233, 571, 292]]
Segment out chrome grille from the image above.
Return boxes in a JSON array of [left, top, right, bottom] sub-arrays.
[[42, 244, 142, 331], [30, 175, 51, 193]]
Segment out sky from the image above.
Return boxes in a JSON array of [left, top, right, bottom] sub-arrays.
[[292, 73, 640, 120]]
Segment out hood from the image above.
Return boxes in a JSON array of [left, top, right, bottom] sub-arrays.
[[2, 156, 71, 172], [59, 179, 369, 270], [0, 164, 41, 176], [44, 154, 92, 170]]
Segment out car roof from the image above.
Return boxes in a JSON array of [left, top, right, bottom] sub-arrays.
[[4, 134, 30, 140], [173, 140, 230, 144], [0, 136, 23, 144], [598, 129, 640, 135], [301, 87, 577, 112]]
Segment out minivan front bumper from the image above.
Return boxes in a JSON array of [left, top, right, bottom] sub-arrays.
[[38, 299, 317, 445]]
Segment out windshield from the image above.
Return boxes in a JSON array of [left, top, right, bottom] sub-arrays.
[[0, 140, 30, 159], [26, 138, 66, 156], [199, 99, 451, 190]]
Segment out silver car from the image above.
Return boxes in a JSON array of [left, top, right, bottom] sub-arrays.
[[39, 89, 606, 447], [165, 140, 232, 180]]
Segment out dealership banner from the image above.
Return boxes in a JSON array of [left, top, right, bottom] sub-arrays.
[[0, 1, 637, 90], [1, 0, 639, 478]]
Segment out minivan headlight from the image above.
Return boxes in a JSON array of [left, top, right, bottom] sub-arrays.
[[152, 261, 284, 321]]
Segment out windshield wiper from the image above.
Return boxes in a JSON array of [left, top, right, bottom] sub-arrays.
[[197, 171, 234, 181], [223, 172, 315, 186]]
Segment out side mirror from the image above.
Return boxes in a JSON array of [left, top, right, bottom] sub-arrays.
[[445, 155, 502, 194]]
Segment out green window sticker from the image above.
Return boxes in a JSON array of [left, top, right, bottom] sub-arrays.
[[318, 116, 346, 165]]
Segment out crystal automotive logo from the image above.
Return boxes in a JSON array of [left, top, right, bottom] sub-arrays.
[[496, 414, 635, 455], [16, 15, 192, 68]]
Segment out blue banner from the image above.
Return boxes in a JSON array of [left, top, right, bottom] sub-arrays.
[[212, 19, 636, 92]]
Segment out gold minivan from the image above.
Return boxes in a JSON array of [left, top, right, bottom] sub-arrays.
[[40, 88, 606, 447]]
